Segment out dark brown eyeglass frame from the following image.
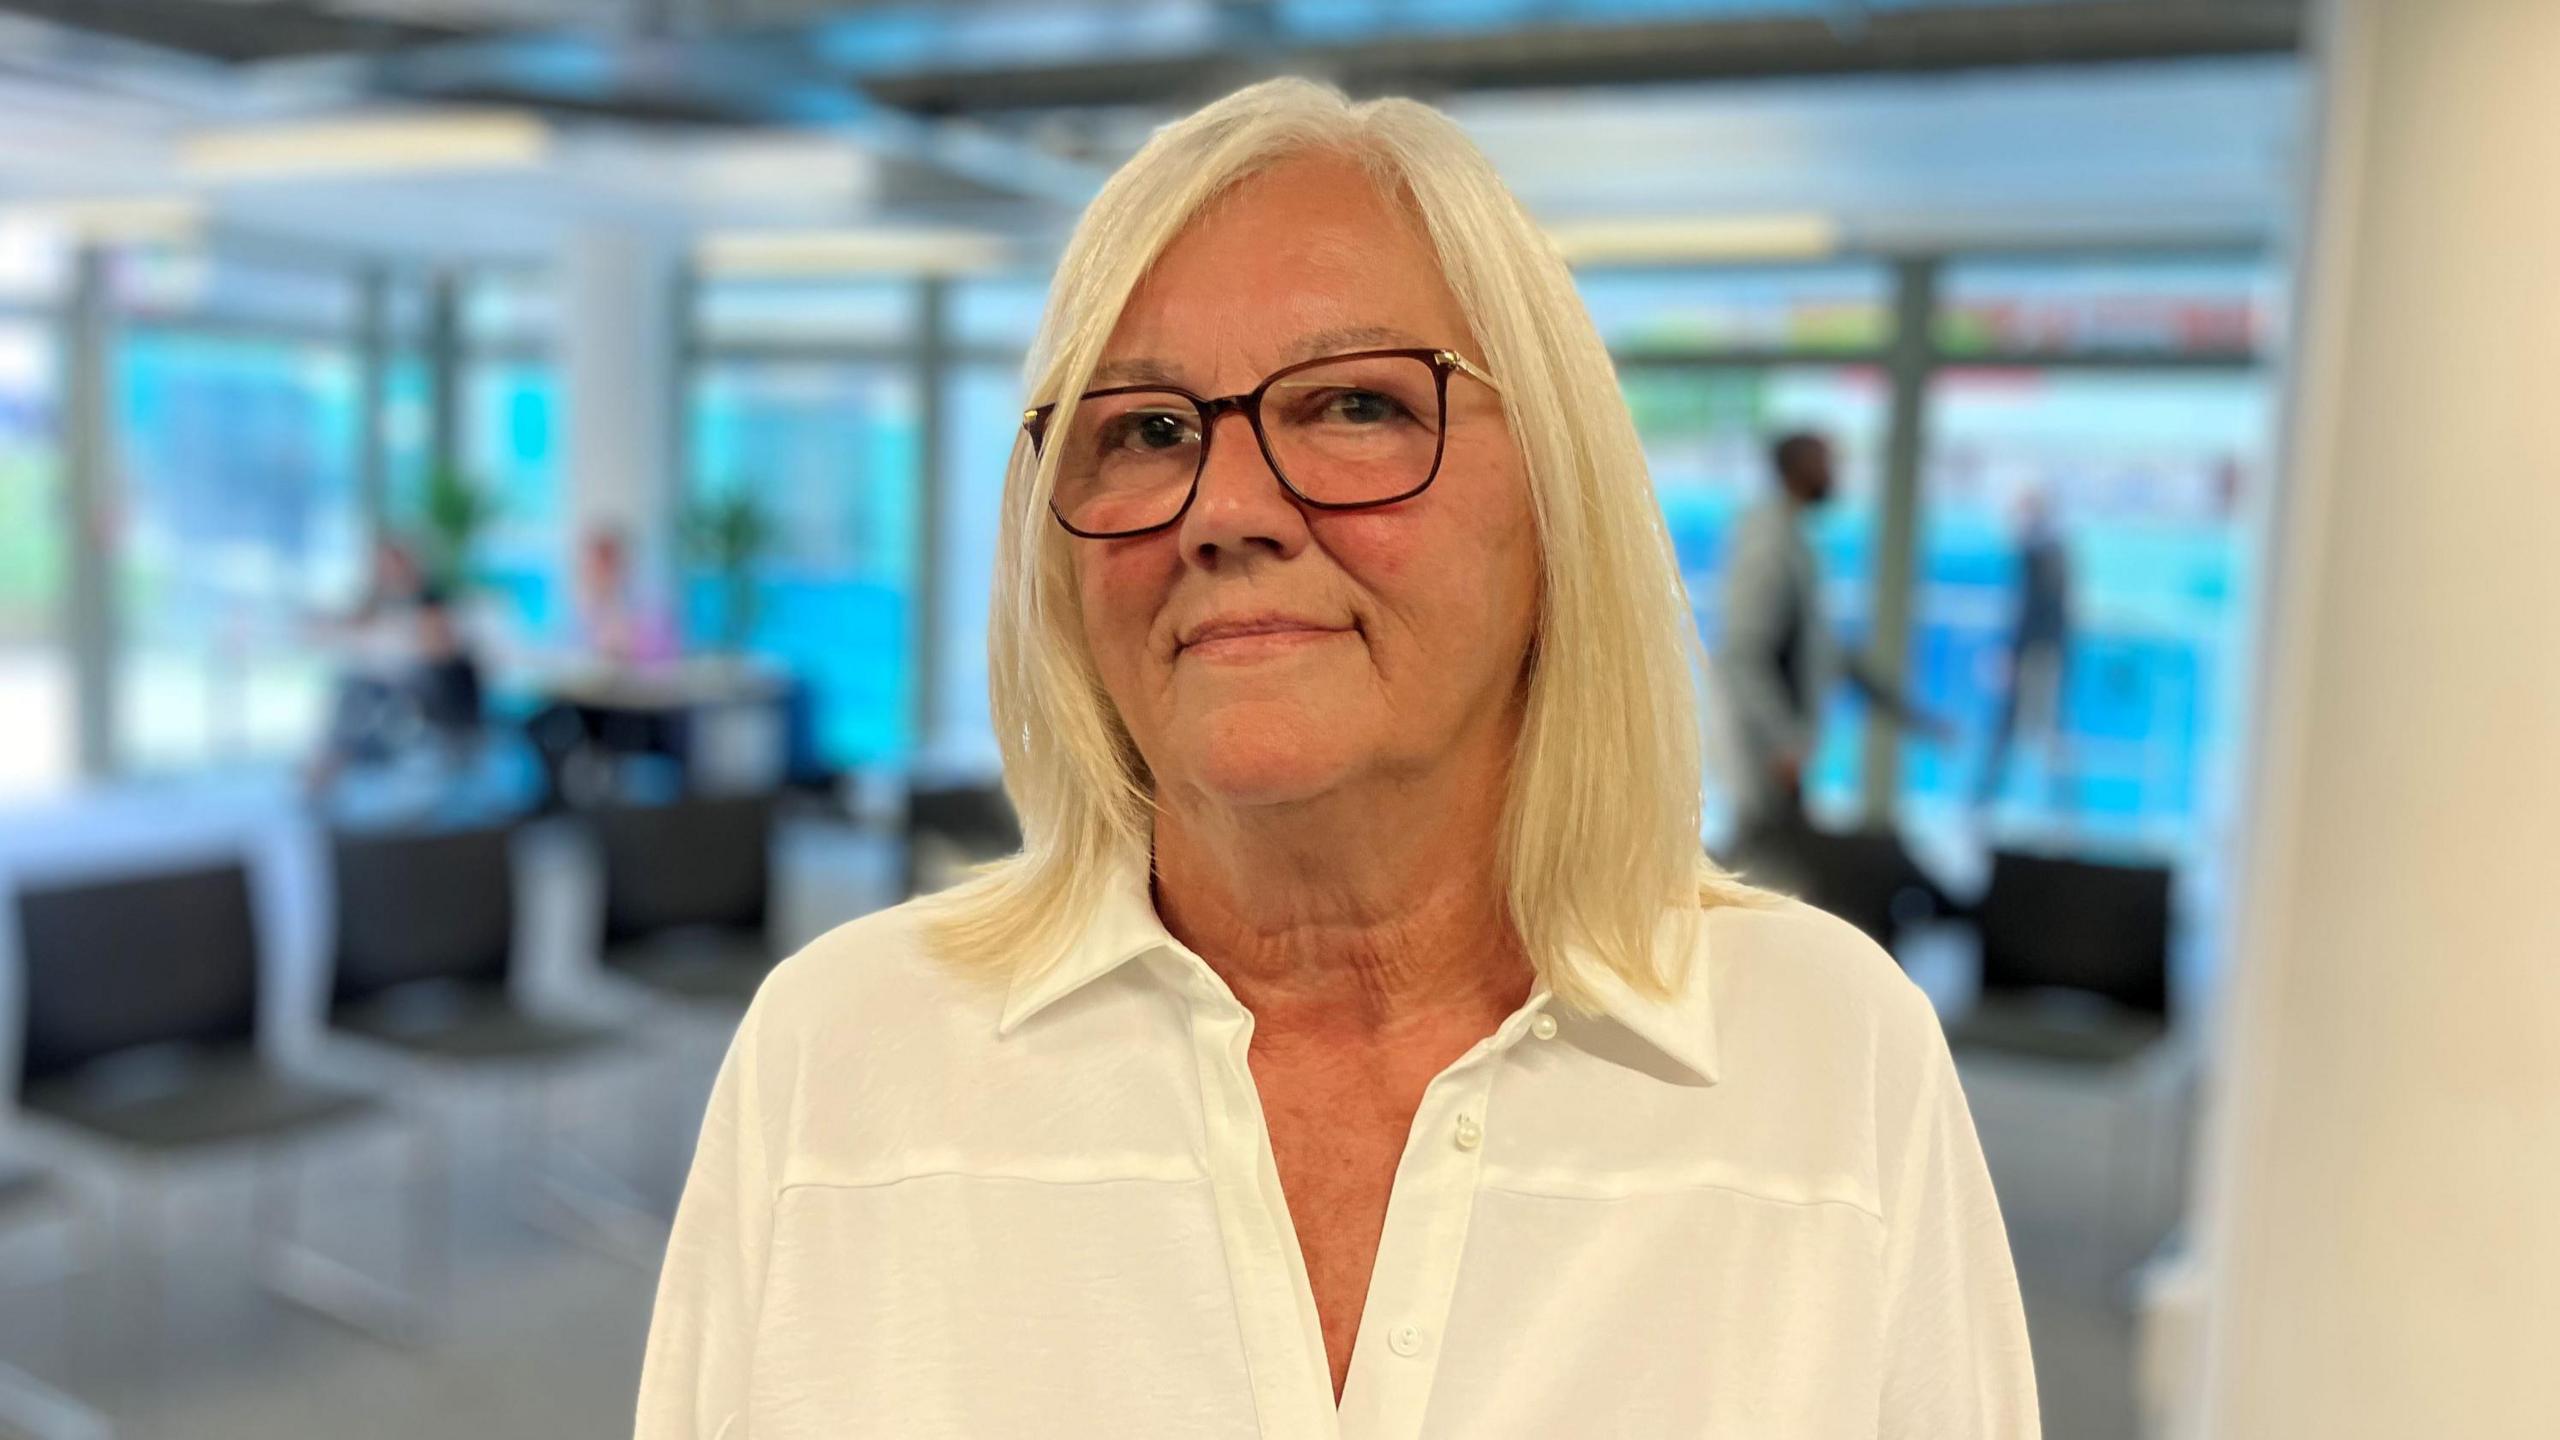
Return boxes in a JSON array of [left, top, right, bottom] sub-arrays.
[[1021, 346, 1502, 540]]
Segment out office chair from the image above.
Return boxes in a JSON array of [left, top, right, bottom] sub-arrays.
[[902, 783, 1022, 898], [590, 793, 780, 1011], [1723, 814, 1956, 953], [1948, 848, 2173, 1064], [1945, 847, 2181, 1288], [327, 820, 659, 1265], [11, 859, 439, 1356]]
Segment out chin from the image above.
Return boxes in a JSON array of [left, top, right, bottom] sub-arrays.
[[1172, 702, 1368, 808]]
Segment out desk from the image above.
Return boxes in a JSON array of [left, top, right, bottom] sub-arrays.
[[528, 660, 792, 799]]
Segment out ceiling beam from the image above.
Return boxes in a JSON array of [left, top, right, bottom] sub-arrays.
[[856, 0, 2306, 115], [0, 0, 459, 64]]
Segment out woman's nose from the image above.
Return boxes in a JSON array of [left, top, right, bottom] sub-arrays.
[[1175, 407, 1310, 566]]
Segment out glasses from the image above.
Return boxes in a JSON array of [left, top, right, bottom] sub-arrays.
[[1022, 346, 1501, 539]]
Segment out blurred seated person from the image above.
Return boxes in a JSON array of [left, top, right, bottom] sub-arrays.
[[306, 537, 486, 793], [573, 525, 680, 671], [529, 526, 688, 806]]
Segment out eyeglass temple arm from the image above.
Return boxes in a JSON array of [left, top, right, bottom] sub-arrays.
[[1438, 349, 1500, 391]]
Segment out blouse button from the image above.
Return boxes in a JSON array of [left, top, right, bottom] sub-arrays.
[[1453, 1114, 1482, 1151], [1389, 1323, 1423, 1357], [1530, 1013, 1559, 1041]]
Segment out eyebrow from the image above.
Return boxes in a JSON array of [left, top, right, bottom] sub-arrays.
[[1087, 326, 1433, 390]]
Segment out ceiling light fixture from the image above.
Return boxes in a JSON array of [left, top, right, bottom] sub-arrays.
[[1544, 214, 1841, 265], [698, 227, 1013, 277], [181, 109, 551, 181]]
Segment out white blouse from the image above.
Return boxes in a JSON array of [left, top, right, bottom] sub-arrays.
[[635, 860, 2040, 1439]]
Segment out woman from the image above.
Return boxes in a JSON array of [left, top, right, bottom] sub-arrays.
[[638, 78, 2037, 1439]]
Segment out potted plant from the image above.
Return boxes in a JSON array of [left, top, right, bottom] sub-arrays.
[[418, 464, 499, 596], [683, 487, 773, 655]]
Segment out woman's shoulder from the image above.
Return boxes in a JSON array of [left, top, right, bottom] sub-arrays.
[[1698, 893, 1946, 1063], [740, 892, 1002, 1049]]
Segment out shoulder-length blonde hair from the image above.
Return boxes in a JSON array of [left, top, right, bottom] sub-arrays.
[[925, 76, 1762, 1010]]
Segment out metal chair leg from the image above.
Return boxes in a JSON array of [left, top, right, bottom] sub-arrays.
[[0, 1358, 114, 1440], [516, 1066, 669, 1269], [252, 1125, 432, 1347]]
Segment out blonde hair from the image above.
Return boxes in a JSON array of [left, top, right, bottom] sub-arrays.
[[924, 76, 1764, 1010]]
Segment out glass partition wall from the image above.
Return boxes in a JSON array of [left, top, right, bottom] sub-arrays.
[[10, 241, 2282, 929]]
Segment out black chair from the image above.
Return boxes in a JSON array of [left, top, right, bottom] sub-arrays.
[[11, 859, 437, 1346], [330, 821, 617, 1064], [1946, 849, 2173, 1065], [902, 782, 1022, 897], [1723, 816, 1955, 951], [1943, 849, 2184, 1290], [327, 821, 661, 1264], [591, 793, 779, 1009]]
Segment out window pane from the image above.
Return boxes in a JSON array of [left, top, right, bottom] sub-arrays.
[[383, 272, 436, 347], [113, 330, 363, 770], [0, 221, 68, 306], [381, 350, 435, 519], [463, 269, 557, 347], [461, 358, 564, 639], [687, 360, 920, 767], [0, 321, 70, 796], [1935, 257, 2279, 357], [696, 279, 917, 348], [1580, 265, 1893, 353], [950, 276, 1050, 352], [1625, 363, 1889, 834], [1901, 367, 2275, 848], [112, 250, 359, 332], [930, 362, 1026, 775]]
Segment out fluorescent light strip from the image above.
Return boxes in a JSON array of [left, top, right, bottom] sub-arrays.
[[181, 110, 550, 181], [698, 228, 1013, 277], [1545, 214, 1840, 265], [0, 196, 203, 245]]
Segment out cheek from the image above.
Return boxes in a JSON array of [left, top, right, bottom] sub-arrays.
[[1328, 456, 1537, 643], [1076, 543, 1178, 681]]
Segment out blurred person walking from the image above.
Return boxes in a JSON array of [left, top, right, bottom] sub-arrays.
[[1716, 431, 1943, 854], [1976, 487, 2074, 812]]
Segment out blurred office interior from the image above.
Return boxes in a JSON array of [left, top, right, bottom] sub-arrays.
[[0, 1, 2552, 1437]]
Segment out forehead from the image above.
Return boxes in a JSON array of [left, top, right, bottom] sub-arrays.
[[1102, 152, 1473, 374]]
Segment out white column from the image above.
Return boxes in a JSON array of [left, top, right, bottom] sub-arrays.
[[559, 224, 682, 606], [2190, 1, 2560, 1436]]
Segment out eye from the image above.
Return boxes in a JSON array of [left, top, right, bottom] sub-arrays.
[[1108, 410, 1199, 451], [1327, 389, 1405, 424]]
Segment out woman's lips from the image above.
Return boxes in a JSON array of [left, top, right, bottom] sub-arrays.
[[1177, 617, 1354, 660]]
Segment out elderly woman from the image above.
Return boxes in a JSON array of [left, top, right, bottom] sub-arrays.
[[637, 79, 2037, 1439]]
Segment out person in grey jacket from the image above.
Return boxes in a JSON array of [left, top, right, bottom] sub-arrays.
[[1718, 431, 1943, 845], [1718, 431, 1841, 839]]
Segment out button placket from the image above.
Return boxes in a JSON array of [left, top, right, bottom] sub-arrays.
[[1180, 976, 1339, 1439], [1338, 1047, 1510, 1435]]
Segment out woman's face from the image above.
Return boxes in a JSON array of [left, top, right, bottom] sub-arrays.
[[1072, 153, 1542, 815]]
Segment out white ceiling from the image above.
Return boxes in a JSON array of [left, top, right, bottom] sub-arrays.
[[0, 42, 2304, 265]]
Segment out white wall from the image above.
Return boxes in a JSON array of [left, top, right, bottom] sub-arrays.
[[2192, 0, 2560, 1434]]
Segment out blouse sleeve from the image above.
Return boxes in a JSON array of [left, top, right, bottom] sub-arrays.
[[1874, 983, 2044, 1439], [636, 993, 778, 1440]]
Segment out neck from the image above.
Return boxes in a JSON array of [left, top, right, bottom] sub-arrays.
[[1150, 751, 1533, 1046]]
